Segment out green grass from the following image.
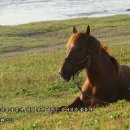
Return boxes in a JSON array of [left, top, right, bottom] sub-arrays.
[[0, 15, 130, 130], [0, 15, 130, 53]]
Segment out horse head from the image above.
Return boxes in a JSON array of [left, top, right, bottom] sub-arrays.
[[59, 25, 97, 81]]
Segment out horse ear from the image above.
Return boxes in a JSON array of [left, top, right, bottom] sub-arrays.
[[85, 25, 90, 35], [73, 26, 77, 33]]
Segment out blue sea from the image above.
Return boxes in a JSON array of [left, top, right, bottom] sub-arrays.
[[0, 0, 130, 25]]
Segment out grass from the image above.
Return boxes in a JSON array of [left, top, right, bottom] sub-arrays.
[[0, 15, 130, 53], [0, 15, 130, 130]]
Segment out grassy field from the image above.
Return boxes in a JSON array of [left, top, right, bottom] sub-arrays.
[[0, 15, 130, 130]]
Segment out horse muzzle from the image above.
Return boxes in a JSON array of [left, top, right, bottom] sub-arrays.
[[59, 68, 72, 82]]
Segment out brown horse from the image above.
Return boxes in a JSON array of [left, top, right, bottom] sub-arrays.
[[59, 25, 130, 110]]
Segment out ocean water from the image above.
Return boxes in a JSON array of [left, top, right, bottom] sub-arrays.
[[0, 0, 130, 25]]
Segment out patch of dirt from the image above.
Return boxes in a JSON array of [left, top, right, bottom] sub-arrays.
[[98, 33, 130, 42], [0, 43, 65, 58], [0, 33, 130, 58]]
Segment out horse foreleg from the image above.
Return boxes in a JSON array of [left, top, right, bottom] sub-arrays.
[[56, 96, 84, 112], [79, 79, 92, 107], [66, 96, 85, 108], [56, 79, 93, 112]]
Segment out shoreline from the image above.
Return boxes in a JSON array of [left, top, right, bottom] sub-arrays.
[[0, 13, 130, 26]]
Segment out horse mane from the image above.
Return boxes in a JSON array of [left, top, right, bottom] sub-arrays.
[[101, 43, 120, 75], [86, 35, 120, 75]]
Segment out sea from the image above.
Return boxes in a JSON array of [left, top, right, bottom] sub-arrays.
[[0, 0, 130, 25]]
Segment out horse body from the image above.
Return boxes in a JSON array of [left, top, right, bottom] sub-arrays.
[[59, 25, 130, 109], [80, 53, 130, 107]]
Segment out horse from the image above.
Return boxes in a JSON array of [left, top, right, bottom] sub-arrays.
[[58, 25, 130, 110]]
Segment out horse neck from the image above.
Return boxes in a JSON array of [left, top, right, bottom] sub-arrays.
[[86, 48, 113, 86]]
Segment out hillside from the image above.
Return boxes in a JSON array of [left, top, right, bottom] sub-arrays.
[[0, 15, 130, 130]]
